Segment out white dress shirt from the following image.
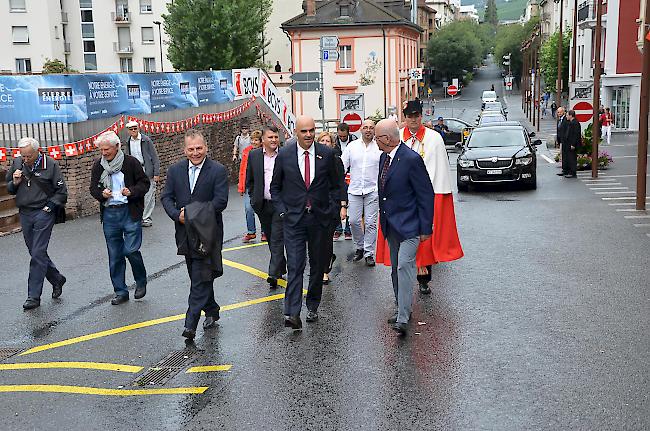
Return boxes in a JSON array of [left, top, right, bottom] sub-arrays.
[[342, 138, 382, 195], [188, 158, 206, 193], [297, 143, 316, 186], [108, 172, 128, 206], [129, 134, 144, 165], [388, 143, 400, 165], [263, 147, 278, 200]]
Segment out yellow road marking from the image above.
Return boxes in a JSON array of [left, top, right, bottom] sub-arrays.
[[0, 362, 143, 373], [186, 364, 232, 373], [20, 258, 297, 357], [0, 384, 207, 396], [222, 242, 268, 252]]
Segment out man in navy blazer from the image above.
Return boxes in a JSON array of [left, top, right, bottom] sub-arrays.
[[375, 119, 434, 336], [161, 129, 229, 340], [270, 115, 341, 329]]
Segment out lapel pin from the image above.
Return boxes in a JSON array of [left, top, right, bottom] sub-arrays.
[[316, 154, 323, 159]]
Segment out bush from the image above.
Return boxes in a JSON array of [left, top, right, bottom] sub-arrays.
[[463, 72, 474, 85]]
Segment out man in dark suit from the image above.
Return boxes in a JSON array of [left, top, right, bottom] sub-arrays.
[[563, 110, 581, 178], [375, 119, 434, 336], [246, 125, 287, 289], [556, 107, 570, 176], [161, 129, 229, 340], [270, 116, 341, 329]]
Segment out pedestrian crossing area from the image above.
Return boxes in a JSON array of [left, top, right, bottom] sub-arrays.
[[578, 172, 650, 238]]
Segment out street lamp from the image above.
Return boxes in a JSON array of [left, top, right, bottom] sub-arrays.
[[153, 20, 163, 72]]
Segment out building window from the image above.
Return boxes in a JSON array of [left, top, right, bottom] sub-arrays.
[[83, 40, 95, 52], [15, 58, 31, 73], [10, 0, 26, 12], [84, 53, 97, 71], [339, 45, 352, 69], [81, 10, 93, 22], [340, 5, 349, 17], [120, 58, 133, 73], [81, 23, 94, 38], [143, 57, 156, 72], [141, 27, 154, 44], [140, 0, 152, 13], [12, 26, 29, 43], [79, 0, 92, 8]]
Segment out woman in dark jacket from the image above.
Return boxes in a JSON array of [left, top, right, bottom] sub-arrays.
[[317, 131, 348, 285]]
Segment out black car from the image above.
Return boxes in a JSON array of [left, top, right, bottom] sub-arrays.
[[477, 112, 507, 126], [434, 118, 473, 150], [456, 123, 543, 191]]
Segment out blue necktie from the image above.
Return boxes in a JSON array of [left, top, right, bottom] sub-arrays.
[[189, 165, 198, 193]]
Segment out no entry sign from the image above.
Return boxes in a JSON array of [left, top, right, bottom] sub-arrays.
[[447, 85, 458, 96], [342, 112, 362, 132], [573, 101, 593, 123]]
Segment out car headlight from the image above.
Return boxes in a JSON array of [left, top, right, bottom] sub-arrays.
[[458, 159, 474, 168], [515, 156, 533, 166]]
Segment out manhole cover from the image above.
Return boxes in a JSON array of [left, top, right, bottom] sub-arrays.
[[132, 350, 201, 387], [0, 348, 23, 361]]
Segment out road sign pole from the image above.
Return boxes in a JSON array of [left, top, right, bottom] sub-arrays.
[[451, 95, 454, 118], [319, 39, 326, 131]]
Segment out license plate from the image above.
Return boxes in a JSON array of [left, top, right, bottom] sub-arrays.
[[486, 169, 502, 175]]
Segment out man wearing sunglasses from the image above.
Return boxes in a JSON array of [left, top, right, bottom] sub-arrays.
[[123, 120, 160, 227]]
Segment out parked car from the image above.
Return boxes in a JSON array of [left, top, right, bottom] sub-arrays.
[[482, 101, 508, 119], [481, 90, 498, 108], [456, 123, 543, 191], [477, 112, 507, 126]]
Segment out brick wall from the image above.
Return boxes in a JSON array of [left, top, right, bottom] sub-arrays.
[[1, 110, 265, 219]]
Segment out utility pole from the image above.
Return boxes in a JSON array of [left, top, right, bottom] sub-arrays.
[[536, 35, 541, 132], [571, 0, 578, 81], [556, 0, 564, 108], [591, 0, 604, 179], [636, 0, 650, 210]]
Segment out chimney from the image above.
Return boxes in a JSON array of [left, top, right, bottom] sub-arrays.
[[304, 0, 316, 17]]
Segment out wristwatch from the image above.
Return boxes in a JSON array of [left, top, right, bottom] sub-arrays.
[[341, 203, 348, 209]]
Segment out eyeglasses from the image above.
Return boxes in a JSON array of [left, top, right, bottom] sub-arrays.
[[375, 134, 390, 144], [127, 127, 138, 131]]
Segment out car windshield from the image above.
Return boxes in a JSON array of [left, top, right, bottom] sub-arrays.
[[479, 115, 506, 125], [468, 129, 525, 148], [482, 91, 497, 99]]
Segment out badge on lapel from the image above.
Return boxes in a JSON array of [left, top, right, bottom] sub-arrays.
[[316, 155, 323, 159]]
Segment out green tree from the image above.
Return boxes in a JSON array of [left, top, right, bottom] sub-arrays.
[[163, 0, 272, 71], [42, 58, 77, 74], [485, 0, 499, 26], [493, 16, 539, 81], [539, 30, 571, 93], [427, 21, 490, 79]]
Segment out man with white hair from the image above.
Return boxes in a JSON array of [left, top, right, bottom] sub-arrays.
[[90, 130, 150, 305], [123, 120, 160, 227], [6, 137, 68, 310]]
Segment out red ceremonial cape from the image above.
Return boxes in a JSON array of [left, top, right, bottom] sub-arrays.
[[375, 193, 464, 267]]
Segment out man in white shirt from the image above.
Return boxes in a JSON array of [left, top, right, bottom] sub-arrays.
[[342, 119, 381, 266]]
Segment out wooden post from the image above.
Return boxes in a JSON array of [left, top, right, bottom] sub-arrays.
[[591, 0, 604, 179], [636, 0, 650, 210]]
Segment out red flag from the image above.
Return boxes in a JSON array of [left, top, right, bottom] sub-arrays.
[[11, 148, 22, 158], [118, 116, 125, 130], [85, 138, 93, 151], [165, 123, 171, 133], [143, 122, 149, 133], [76, 141, 85, 155], [47, 146, 62, 160], [0, 147, 7, 162], [63, 143, 78, 157]]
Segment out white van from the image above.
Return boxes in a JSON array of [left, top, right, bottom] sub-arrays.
[[481, 90, 498, 104]]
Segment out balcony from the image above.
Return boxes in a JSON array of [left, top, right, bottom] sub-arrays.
[[111, 11, 131, 24], [61, 12, 68, 23], [578, 0, 607, 29], [113, 42, 133, 55], [63, 42, 71, 53]]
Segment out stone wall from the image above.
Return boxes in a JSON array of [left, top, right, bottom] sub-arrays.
[[1, 109, 265, 219]]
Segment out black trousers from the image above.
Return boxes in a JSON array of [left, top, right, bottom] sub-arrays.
[[561, 143, 578, 175], [283, 212, 327, 316], [256, 200, 287, 279], [323, 216, 340, 274], [184, 256, 220, 331], [417, 265, 432, 285]]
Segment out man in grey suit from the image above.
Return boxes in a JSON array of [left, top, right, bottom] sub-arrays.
[[124, 120, 160, 227]]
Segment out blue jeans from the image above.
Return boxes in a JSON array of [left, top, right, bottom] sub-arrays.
[[102, 205, 147, 297], [243, 192, 256, 234], [335, 216, 351, 235]]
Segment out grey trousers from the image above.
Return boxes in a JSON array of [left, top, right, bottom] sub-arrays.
[[142, 179, 156, 222], [348, 191, 379, 257], [386, 234, 419, 324]]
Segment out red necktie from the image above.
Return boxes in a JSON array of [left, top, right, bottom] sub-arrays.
[[304, 150, 310, 189]]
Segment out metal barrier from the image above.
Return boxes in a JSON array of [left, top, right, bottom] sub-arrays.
[[0, 122, 70, 148]]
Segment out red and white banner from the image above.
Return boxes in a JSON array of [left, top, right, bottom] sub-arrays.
[[0, 147, 7, 162], [11, 148, 21, 158], [47, 146, 62, 160]]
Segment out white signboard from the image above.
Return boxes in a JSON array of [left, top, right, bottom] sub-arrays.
[[339, 93, 365, 133], [259, 71, 296, 135], [232, 68, 259, 100], [569, 81, 595, 131], [321, 36, 339, 49], [409, 68, 423, 80]]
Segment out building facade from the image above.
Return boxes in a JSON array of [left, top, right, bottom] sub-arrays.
[[1, 0, 174, 74], [459, 5, 479, 23], [425, 0, 457, 27], [282, 0, 422, 123]]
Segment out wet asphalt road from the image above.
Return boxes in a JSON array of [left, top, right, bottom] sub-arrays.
[[0, 60, 648, 430]]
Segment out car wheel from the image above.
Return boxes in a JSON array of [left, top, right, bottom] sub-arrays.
[[457, 181, 469, 192]]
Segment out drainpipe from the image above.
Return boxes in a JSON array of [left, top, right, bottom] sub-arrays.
[[382, 24, 387, 118], [283, 28, 294, 113]]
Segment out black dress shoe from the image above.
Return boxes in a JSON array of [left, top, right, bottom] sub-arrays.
[[182, 328, 196, 339], [556, 172, 567, 176], [419, 282, 432, 294], [392, 322, 408, 336], [52, 275, 66, 299], [134, 285, 147, 299], [306, 310, 319, 322], [111, 294, 129, 305], [284, 315, 302, 330], [23, 298, 40, 310], [564, 174, 577, 178], [267, 277, 278, 289], [353, 249, 364, 262], [365, 256, 376, 267], [328, 254, 337, 273], [203, 316, 218, 329]]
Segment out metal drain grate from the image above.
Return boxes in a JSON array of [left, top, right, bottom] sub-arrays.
[[0, 348, 23, 361], [132, 350, 200, 387]]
